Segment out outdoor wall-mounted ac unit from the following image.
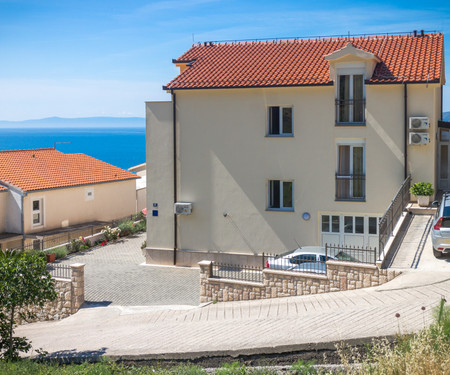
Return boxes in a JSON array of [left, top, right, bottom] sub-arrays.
[[409, 117, 429, 130], [409, 132, 430, 145], [174, 202, 193, 215]]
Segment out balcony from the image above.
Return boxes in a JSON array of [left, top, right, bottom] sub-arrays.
[[336, 174, 366, 201], [335, 99, 366, 125]]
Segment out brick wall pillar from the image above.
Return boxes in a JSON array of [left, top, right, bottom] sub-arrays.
[[70, 263, 85, 313]]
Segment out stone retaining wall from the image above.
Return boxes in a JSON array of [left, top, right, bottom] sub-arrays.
[[13, 263, 85, 325], [199, 260, 400, 303]]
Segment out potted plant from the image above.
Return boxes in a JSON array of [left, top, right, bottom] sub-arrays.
[[410, 182, 434, 207], [45, 251, 56, 263]]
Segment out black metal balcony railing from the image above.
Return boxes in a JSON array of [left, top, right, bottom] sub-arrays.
[[335, 174, 366, 201], [335, 99, 366, 124]]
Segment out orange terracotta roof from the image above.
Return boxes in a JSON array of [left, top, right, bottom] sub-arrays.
[[0, 186, 6, 192], [0, 148, 138, 192], [165, 33, 443, 89]]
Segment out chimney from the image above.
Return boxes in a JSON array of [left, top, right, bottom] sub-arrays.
[[420, 30, 424, 37], [413, 30, 417, 37]]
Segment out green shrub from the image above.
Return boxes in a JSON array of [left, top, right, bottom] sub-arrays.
[[291, 360, 317, 374], [410, 182, 434, 196], [52, 246, 68, 260], [66, 238, 91, 254], [102, 226, 120, 241], [118, 220, 135, 237]]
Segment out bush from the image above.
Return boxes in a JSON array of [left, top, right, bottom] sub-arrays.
[[50, 246, 68, 260], [118, 220, 136, 237], [102, 226, 120, 241], [66, 237, 91, 254], [410, 182, 434, 196]]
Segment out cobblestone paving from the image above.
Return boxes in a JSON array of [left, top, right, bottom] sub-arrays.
[[17, 271, 450, 358], [56, 233, 200, 306]]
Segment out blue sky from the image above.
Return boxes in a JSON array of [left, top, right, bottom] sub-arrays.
[[1, 0, 449, 121]]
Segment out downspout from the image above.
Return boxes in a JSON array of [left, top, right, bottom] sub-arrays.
[[20, 192, 26, 248], [172, 89, 178, 265], [404, 83, 408, 180]]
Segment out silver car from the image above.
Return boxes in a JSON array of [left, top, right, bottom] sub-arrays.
[[431, 193, 450, 258], [265, 246, 337, 271]]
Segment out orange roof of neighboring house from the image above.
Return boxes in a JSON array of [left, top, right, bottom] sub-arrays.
[[0, 186, 6, 192], [0, 148, 138, 192], [165, 33, 443, 89]]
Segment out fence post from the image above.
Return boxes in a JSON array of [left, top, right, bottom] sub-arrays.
[[325, 243, 328, 259], [262, 253, 265, 269]]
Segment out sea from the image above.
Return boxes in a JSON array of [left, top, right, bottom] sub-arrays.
[[0, 127, 146, 171]]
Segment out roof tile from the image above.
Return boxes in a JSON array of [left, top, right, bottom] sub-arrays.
[[0, 148, 138, 192], [165, 33, 443, 89]]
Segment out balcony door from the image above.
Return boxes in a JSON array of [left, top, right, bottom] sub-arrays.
[[336, 144, 365, 200]]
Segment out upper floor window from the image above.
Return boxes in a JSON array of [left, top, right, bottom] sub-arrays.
[[268, 180, 294, 211], [336, 74, 365, 125], [336, 143, 365, 201], [268, 106, 293, 136]]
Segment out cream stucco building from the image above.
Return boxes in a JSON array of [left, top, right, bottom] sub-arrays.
[[0, 148, 139, 250], [146, 32, 445, 266]]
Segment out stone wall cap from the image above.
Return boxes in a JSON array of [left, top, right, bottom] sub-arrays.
[[327, 260, 378, 269], [198, 260, 213, 266], [70, 263, 86, 269]]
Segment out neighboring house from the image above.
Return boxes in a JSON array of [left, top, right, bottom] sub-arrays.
[[146, 32, 445, 266], [129, 162, 146, 212], [0, 148, 139, 250]]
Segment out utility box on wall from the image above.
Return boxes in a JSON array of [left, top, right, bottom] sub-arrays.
[[174, 202, 193, 215]]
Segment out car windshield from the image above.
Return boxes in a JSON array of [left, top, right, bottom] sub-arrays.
[[290, 254, 316, 264]]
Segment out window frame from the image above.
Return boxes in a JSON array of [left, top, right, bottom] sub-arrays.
[[336, 68, 366, 125], [335, 140, 366, 201], [31, 197, 44, 227], [267, 179, 294, 211], [267, 106, 293, 137]]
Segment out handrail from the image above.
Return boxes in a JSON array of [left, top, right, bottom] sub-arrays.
[[378, 175, 411, 258]]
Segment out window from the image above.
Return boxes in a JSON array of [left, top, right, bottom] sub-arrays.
[[344, 216, 364, 234], [322, 215, 340, 233], [268, 180, 293, 210], [268, 106, 293, 136], [32, 199, 43, 226], [336, 74, 365, 124], [336, 143, 365, 200], [368, 217, 378, 234]]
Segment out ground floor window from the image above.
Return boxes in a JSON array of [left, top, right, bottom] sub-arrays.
[[321, 214, 378, 248], [32, 198, 44, 226], [268, 180, 293, 211]]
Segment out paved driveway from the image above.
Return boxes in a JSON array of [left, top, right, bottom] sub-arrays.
[[389, 214, 450, 272], [56, 233, 200, 306]]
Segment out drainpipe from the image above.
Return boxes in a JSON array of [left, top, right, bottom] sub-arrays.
[[172, 89, 178, 265], [404, 83, 408, 180]]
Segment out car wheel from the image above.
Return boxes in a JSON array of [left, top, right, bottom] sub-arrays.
[[433, 248, 442, 258]]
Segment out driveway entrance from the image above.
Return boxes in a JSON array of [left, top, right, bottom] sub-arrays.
[[55, 233, 200, 306]]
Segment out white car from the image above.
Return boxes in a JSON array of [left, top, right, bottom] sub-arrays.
[[265, 246, 337, 271]]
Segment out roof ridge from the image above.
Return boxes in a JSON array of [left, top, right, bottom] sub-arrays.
[[0, 147, 56, 154], [193, 32, 443, 47]]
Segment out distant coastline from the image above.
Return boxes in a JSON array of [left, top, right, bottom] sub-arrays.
[[0, 116, 145, 129]]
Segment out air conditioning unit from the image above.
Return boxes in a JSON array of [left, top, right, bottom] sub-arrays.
[[409, 132, 430, 145], [174, 202, 192, 215], [409, 117, 429, 129]]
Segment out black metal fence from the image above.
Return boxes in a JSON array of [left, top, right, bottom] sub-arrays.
[[46, 264, 71, 279], [325, 244, 377, 264], [211, 263, 263, 283], [379, 175, 411, 258]]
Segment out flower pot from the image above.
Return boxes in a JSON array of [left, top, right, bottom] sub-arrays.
[[46, 253, 56, 263], [417, 195, 430, 207]]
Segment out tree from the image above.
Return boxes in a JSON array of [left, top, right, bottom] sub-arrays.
[[0, 249, 57, 360]]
